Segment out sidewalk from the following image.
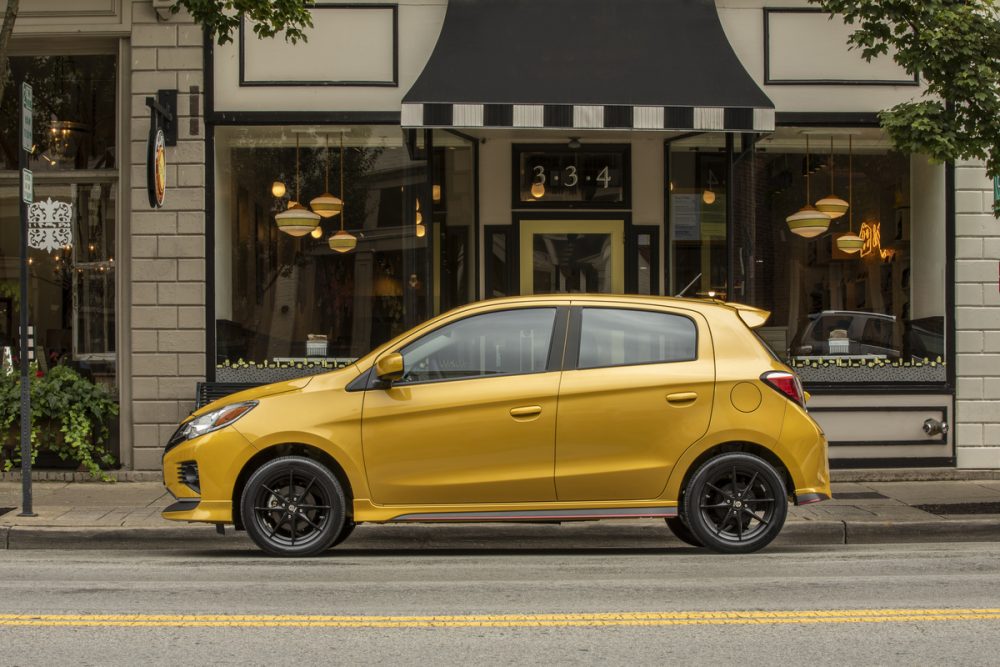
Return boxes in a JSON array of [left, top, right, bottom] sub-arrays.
[[1, 477, 1000, 550]]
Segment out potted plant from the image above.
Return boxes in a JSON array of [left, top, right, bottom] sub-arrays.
[[0, 364, 118, 480]]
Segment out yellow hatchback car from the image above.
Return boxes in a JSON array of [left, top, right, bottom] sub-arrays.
[[162, 295, 830, 556]]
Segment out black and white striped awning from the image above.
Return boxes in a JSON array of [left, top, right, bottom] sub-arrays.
[[401, 0, 775, 133]]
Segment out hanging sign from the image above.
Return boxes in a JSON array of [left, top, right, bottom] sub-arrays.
[[147, 127, 166, 208], [994, 175, 999, 206], [21, 82, 32, 153], [145, 90, 176, 209]]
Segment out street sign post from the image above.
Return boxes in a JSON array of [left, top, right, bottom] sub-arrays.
[[18, 82, 35, 518]]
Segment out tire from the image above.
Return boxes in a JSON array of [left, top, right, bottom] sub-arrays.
[[665, 517, 703, 548], [681, 452, 787, 554], [330, 520, 356, 548], [241, 456, 347, 557]]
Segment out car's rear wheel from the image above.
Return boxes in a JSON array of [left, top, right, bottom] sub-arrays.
[[665, 516, 703, 547], [241, 456, 346, 557], [681, 452, 787, 554]]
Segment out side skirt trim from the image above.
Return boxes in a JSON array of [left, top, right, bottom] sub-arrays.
[[390, 507, 678, 522]]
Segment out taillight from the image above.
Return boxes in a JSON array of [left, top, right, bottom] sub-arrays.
[[761, 371, 805, 407]]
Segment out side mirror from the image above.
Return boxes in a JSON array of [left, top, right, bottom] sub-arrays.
[[374, 352, 404, 383]]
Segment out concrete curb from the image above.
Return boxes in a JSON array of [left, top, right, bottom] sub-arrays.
[[844, 519, 1000, 544], [2, 519, 999, 550]]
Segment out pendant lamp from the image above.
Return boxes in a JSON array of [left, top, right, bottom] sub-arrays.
[[275, 135, 321, 237], [836, 136, 864, 254], [310, 134, 344, 218], [815, 137, 849, 219], [328, 132, 357, 253], [786, 135, 831, 238]]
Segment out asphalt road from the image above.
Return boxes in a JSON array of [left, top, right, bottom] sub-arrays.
[[1, 539, 1000, 665]]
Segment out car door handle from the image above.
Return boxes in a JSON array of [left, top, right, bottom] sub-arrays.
[[510, 405, 543, 418], [666, 392, 698, 406]]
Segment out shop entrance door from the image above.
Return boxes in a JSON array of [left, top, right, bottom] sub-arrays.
[[518, 219, 625, 295]]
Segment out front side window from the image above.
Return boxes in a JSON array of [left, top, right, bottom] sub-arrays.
[[578, 308, 696, 369], [398, 308, 556, 384]]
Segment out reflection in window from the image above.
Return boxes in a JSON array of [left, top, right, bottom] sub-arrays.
[[0, 181, 117, 391], [214, 126, 476, 379], [729, 128, 946, 384], [1, 55, 117, 171], [399, 308, 555, 383], [578, 308, 696, 369]]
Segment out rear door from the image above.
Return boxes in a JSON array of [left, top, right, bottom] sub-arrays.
[[554, 304, 715, 501]]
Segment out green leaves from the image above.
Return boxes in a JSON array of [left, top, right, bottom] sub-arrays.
[[171, 0, 313, 46], [0, 364, 118, 480], [811, 0, 1000, 216]]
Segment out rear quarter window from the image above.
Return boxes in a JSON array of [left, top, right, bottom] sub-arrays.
[[578, 308, 697, 369]]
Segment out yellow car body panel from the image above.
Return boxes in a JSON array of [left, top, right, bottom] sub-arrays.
[[161, 294, 830, 532]]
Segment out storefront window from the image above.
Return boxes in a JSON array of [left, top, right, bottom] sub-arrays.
[[0, 54, 118, 394], [214, 126, 475, 382], [667, 135, 728, 299], [669, 128, 947, 386]]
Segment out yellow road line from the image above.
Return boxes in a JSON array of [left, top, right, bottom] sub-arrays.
[[1, 609, 999, 628]]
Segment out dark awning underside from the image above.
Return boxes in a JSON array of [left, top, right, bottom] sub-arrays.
[[402, 0, 774, 133]]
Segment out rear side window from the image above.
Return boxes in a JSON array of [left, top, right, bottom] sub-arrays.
[[578, 308, 696, 369]]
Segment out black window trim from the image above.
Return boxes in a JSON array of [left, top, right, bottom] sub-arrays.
[[365, 306, 571, 389], [565, 305, 700, 372]]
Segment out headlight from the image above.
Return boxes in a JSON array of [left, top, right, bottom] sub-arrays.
[[175, 401, 258, 442]]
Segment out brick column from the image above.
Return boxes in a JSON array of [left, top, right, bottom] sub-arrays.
[[954, 160, 1000, 468], [129, 1, 206, 470]]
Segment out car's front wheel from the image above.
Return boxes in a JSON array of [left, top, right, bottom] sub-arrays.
[[241, 456, 346, 557], [681, 452, 787, 554]]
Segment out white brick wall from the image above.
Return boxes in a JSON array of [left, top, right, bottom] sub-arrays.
[[129, 0, 206, 470], [954, 160, 1000, 468]]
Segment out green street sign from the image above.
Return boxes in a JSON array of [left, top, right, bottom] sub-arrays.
[[20, 83, 32, 154], [22, 169, 32, 204], [994, 175, 999, 205]]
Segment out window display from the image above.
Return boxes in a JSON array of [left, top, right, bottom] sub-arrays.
[[214, 126, 475, 382], [670, 128, 947, 385]]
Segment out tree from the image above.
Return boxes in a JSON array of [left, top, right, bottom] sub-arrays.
[[810, 0, 1000, 216], [168, 0, 312, 45]]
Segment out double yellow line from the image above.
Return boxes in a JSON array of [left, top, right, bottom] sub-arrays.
[[1, 609, 1000, 628]]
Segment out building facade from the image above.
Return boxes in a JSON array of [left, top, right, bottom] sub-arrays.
[[2, 0, 999, 471]]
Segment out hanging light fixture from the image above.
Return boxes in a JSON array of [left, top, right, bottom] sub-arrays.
[[274, 135, 321, 237], [702, 188, 716, 205], [786, 135, 831, 238], [836, 135, 864, 254], [270, 180, 286, 198], [328, 131, 357, 253], [310, 225, 324, 239], [310, 134, 344, 218], [815, 136, 849, 219]]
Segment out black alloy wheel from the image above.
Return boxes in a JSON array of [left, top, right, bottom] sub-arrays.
[[681, 452, 787, 554], [241, 456, 346, 557], [665, 516, 703, 548]]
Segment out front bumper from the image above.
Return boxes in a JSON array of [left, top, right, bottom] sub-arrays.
[[161, 426, 257, 524]]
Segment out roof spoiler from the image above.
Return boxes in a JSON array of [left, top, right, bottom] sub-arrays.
[[729, 303, 771, 329]]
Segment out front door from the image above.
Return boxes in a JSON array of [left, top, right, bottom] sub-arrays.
[[362, 305, 566, 505], [519, 219, 625, 294]]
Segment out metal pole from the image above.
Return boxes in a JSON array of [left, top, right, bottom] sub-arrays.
[[725, 133, 735, 302], [18, 79, 35, 517]]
